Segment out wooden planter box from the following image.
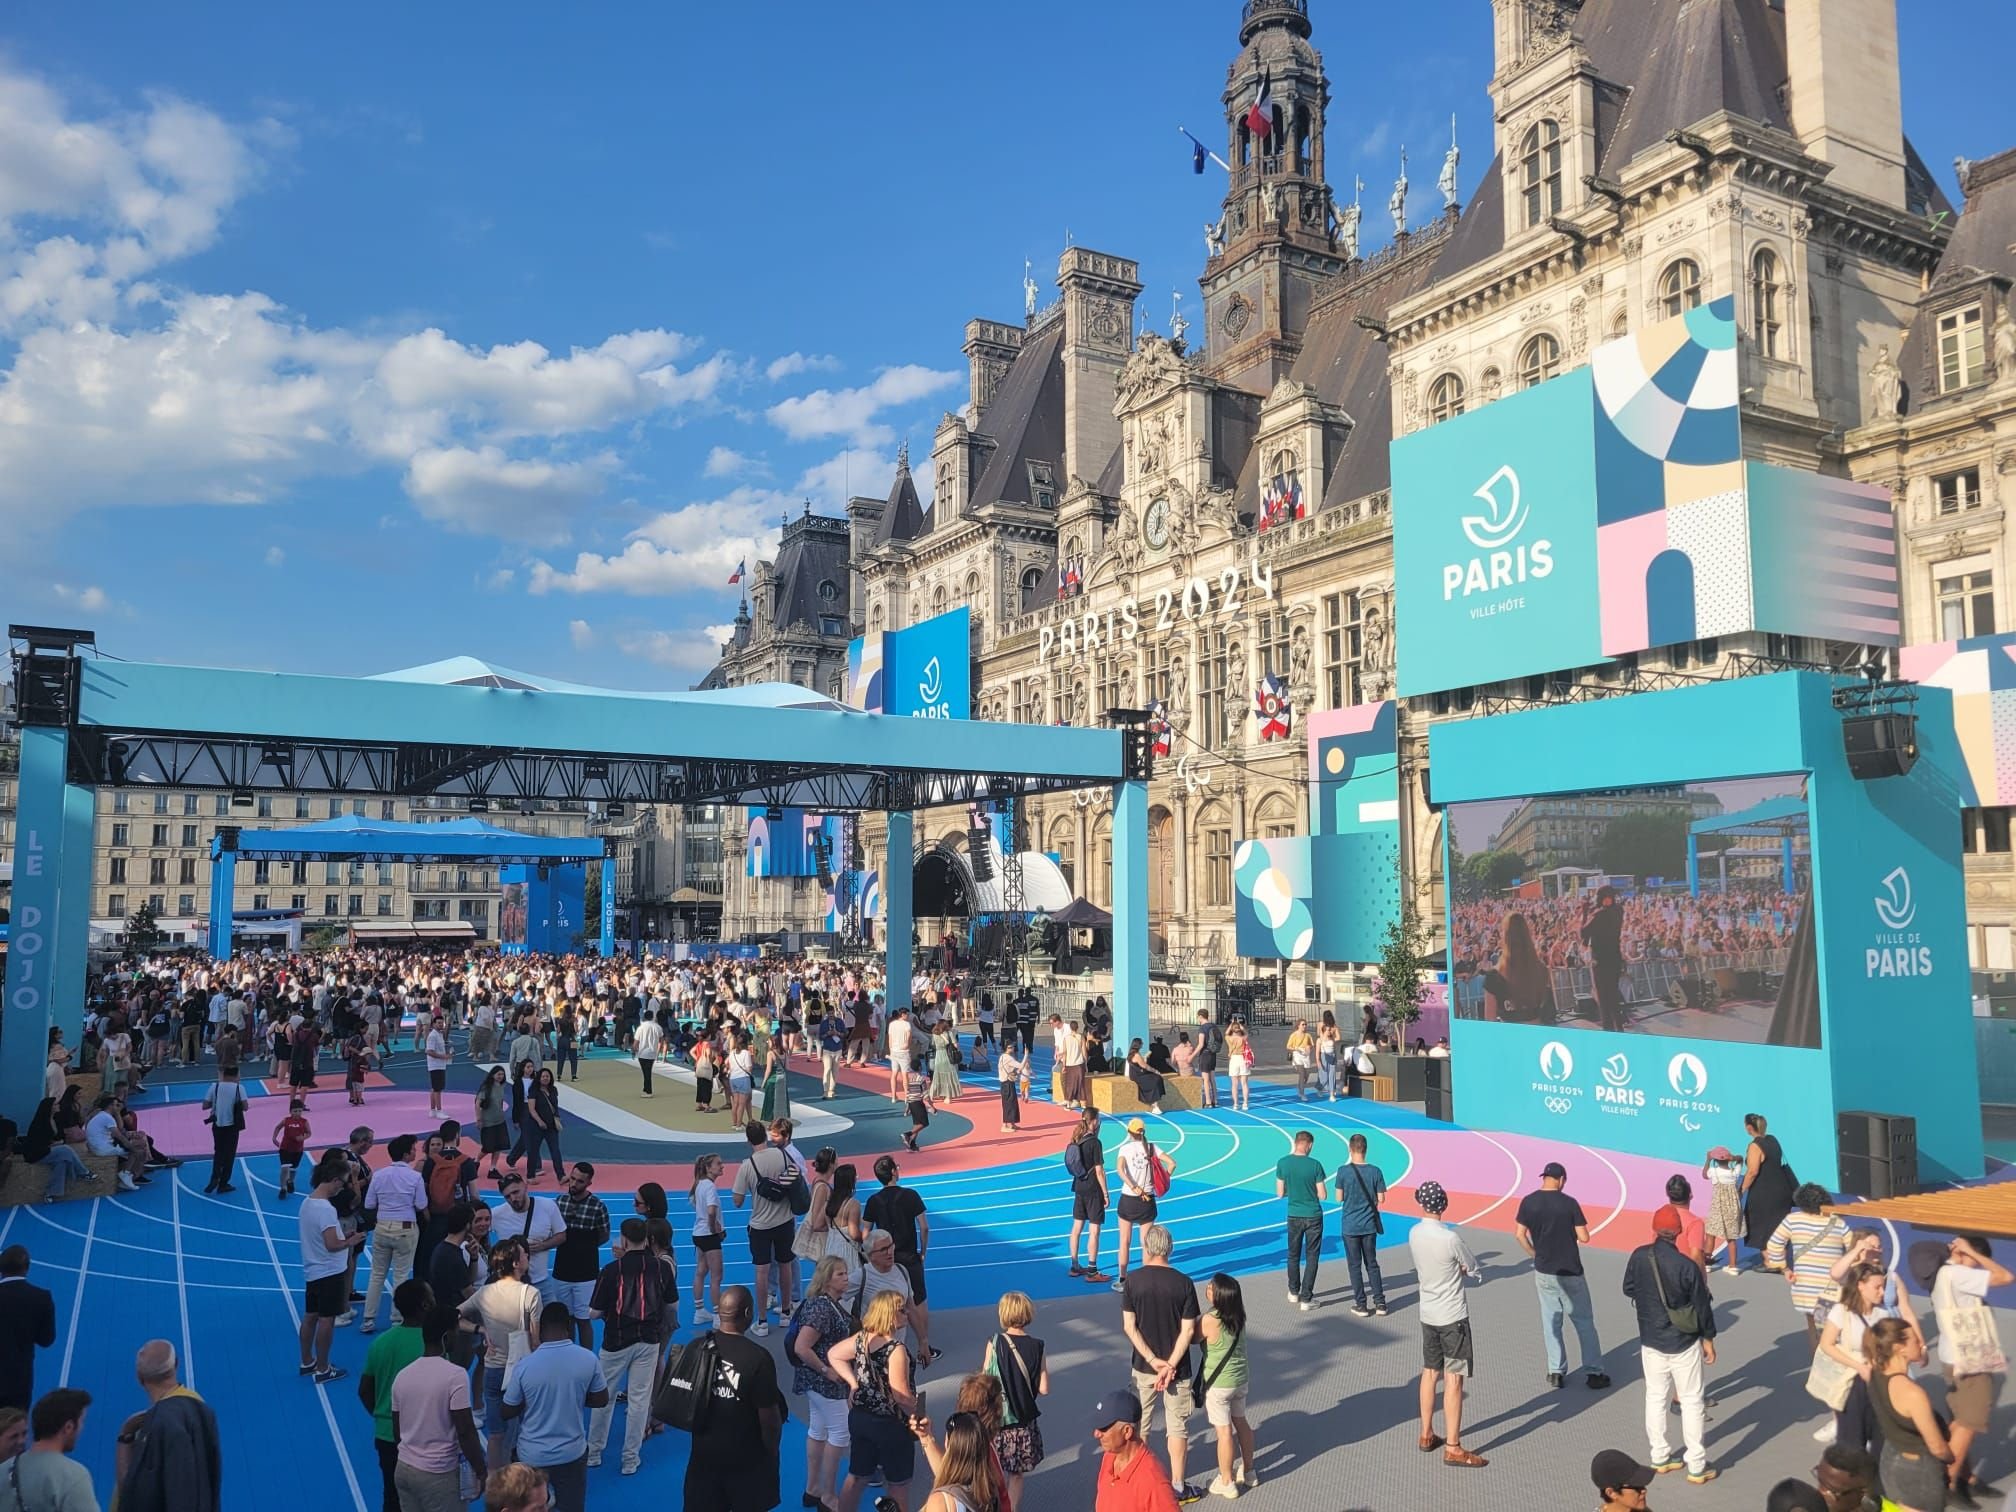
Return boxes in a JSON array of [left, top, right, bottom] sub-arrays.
[[1050, 1072, 1206, 1112]]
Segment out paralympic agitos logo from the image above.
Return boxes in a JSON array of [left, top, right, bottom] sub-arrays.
[[1442, 465, 1554, 601]]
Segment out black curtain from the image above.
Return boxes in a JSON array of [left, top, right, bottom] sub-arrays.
[[1766, 891, 1822, 1049]]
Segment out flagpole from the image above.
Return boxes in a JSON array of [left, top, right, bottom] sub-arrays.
[[1178, 126, 1231, 174]]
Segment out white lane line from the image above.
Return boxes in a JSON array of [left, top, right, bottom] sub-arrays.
[[1578, 1143, 1630, 1236], [56, 1198, 98, 1386], [0, 1207, 16, 1250], [171, 1169, 195, 1389], [1461, 1130, 1526, 1227], [242, 1163, 369, 1512]]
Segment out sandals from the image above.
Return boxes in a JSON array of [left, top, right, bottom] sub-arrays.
[[1443, 1447, 1488, 1468]]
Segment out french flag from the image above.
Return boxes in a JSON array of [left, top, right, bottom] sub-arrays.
[[727, 559, 746, 585], [1245, 72, 1272, 138]]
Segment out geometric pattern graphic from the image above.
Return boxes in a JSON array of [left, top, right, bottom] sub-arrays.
[[1746, 464, 1901, 644], [1664, 488, 1753, 637], [1307, 699, 1399, 836], [1233, 837, 1316, 959], [1900, 634, 2016, 805]]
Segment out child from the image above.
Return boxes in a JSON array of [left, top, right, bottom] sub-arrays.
[[273, 1097, 312, 1198], [1702, 1144, 1744, 1275], [343, 1030, 369, 1106], [902, 1057, 932, 1152]]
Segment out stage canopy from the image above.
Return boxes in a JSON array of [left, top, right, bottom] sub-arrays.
[[212, 814, 604, 865]]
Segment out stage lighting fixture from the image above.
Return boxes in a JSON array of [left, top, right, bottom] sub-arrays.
[[583, 759, 610, 780], [468, 797, 490, 813], [765, 805, 785, 822], [230, 789, 254, 808]]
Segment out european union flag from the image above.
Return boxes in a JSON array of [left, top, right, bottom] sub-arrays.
[[1192, 140, 1207, 174]]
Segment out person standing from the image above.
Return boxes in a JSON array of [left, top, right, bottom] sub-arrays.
[[1285, 1020, 1315, 1101], [688, 1284, 785, 1512], [865, 1156, 939, 1366], [501, 1303, 608, 1512], [1198, 1272, 1256, 1499], [830, 1290, 919, 1512], [1513, 1161, 1610, 1390], [1579, 886, 1628, 1032], [1089, 1388, 1180, 1512], [1114, 1120, 1173, 1292], [551, 1163, 610, 1350], [1118, 1223, 1201, 1503], [633, 1011, 664, 1097], [1334, 1134, 1389, 1317], [1055, 1017, 1089, 1112], [731, 1122, 799, 1337], [300, 1155, 366, 1384], [585, 1218, 663, 1477], [1929, 1234, 2012, 1506], [997, 1036, 1029, 1133], [389, 1304, 486, 1512], [1012, 984, 1041, 1059], [490, 1173, 566, 1299], [1621, 1205, 1718, 1485], [817, 1008, 847, 1100], [1740, 1113, 1797, 1269], [199, 1067, 248, 1194], [456, 1238, 540, 1471], [0, 1387, 96, 1512], [1274, 1131, 1327, 1312], [361, 1134, 428, 1335], [1865, 1317, 1953, 1512], [422, 1015, 451, 1117], [982, 1290, 1049, 1509], [0, 1247, 56, 1415], [1406, 1181, 1487, 1468], [1066, 1111, 1112, 1286], [1764, 1184, 1852, 1349], [112, 1342, 221, 1512], [357, 1278, 433, 1512], [789, 1258, 856, 1512], [1191, 1011, 1220, 1110]]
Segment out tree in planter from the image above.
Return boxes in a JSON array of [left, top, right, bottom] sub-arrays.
[[126, 901, 166, 950], [1376, 904, 1432, 1053]]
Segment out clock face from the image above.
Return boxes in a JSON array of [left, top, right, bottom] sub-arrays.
[[1144, 497, 1171, 549]]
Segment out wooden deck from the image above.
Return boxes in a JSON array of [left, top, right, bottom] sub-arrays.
[[1827, 1182, 2016, 1239]]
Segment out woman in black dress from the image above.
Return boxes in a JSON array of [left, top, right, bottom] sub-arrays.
[[1740, 1111, 1796, 1262], [1125, 1038, 1167, 1115]]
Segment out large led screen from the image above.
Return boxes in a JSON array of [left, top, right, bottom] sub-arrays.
[[1445, 773, 1820, 1049]]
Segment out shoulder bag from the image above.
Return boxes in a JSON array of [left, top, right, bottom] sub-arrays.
[[1347, 1164, 1385, 1236], [1190, 1323, 1243, 1408], [1648, 1248, 1702, 1337], [1804, 1331, 1858, 1410], [994, 1332, 1041, 1426]]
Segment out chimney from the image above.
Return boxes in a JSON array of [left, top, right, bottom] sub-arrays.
[[962, 319, 1023, 424], [1056, 248, 1143, 483], [1784, 0, 1906, 209]]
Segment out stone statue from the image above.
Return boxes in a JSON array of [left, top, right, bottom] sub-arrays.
[[1391, 148, 1410, 239], [1023, 259, 1038, 319], [1867, 344, 1903, 419], [1993, 303, 2016, 378], [1114, 330, 1188, 414], [1106, 493, 1144, 588], [1438, 116, 1461, 210], [1197, 483, 1240, 534], [1204, 215, 1226, 259], [1956, 156, 1975, 197], [1362, 601, 1393, 699], [1169, 291, 1188, 346], [1288, 622, 1315, 709], [1335, 198, 1361, 260], [1163, 486, 1197, 569], [1268, 180, 1285, 225], [1167, 650, 1192, 726]]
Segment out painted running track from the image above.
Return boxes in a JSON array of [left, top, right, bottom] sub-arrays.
[[19, 1031, 1758, 1512]]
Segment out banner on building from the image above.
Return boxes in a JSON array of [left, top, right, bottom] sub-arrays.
[[845, 606, 971, 718]]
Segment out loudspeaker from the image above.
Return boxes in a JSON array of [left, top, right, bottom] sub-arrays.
[[967, 827, 994, 883], [1423, 1068, 1453, 1122], [1842, 713, 1918, 779], [1834, 1110, 1918, 1198], [1424, 1055, 1449, 1094]]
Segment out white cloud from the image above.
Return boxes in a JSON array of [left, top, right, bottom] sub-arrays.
[[764, 351, 841, 382], [703, 445, 762, 479], [529, 484, 786, 597], [483, 567, 517, 591], [403, 445, 611, 545], [263, 544, 285, 566], [568, 618, 594, 650], [51, 582, 110, 611], [766, 364, 958, 447], [616, 623, 736, 674], [796, 446, 897, 510]]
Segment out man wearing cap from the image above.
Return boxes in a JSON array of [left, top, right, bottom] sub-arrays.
[[1592, 1448, 1657, 1510], [1404, 1180, 1487, 1468], [1621, 1205, 1718, 1484], [1091, 1386, 1180, 1512], [1515, 1161, 1610, 1390]]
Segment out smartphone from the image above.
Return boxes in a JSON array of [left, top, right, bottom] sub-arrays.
[[915, 1389, 928, 1420]]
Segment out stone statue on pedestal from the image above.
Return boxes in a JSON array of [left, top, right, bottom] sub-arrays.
[[1867, 344, 1903, 419], [1390, 148, 1410, 239]]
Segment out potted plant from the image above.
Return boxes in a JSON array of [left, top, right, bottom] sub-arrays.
[[1370, 905, 1431, 1099]]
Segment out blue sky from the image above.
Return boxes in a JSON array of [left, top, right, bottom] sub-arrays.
[[1, 1, 2004, 688]]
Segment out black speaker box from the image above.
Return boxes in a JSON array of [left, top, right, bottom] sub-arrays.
[[1842, 712, 1918, 779]]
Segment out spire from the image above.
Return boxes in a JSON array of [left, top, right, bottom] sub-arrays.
[[896, 438, 910, 473], [1239, 0, 1310, 45]]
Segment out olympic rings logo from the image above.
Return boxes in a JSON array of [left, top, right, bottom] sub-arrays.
[[1543, 1097, 1573, 1116]]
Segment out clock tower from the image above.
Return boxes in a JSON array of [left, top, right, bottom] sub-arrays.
[[1201, 0, 1350, 393]]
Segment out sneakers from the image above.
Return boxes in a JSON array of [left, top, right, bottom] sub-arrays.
[[753, 1321, 770, 1338], [1586, 1372, 1612, 1389], [1111, 1277, 1128, 1293], [1298, 1301, 1312, 1313], [1082, 1270, 1113, 1284], [587, 1455, 602, 1470], [1374, 1302, 1389, 1316], [1068, 1264, 1085, 1277], [1651, 1460, 1684, 1475], [1812, 1420, 1837, 1444], [1175, 1485, 1205, 1504], [313, 1366, 347, 1385], [1208, 1477, 1239, 1499], [1286, 1290, 1299, 1305], [1687, 1468, 1719, 1485], [117, 1172, 139, 1192], [1349, 1303, 1372, 1318], [332, 1310, 356, 1328], [1546, 1372, 1565, 1388]]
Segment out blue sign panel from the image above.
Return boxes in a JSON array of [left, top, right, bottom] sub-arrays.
[[847, 607, 970, 719]]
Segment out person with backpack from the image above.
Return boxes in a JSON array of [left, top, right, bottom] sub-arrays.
[[199, 1066, 248, 1194], [1335, 1133, 1390, 1317], [732, 1120, 805, 1337], [1113, 1119, 1174, 1294], [586, 1217, 664, 1477], [1065, 1110, 1112, 1286]]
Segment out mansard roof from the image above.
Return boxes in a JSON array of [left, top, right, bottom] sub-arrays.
[[968, 319, 1068, 512], [1898, 146, 2016, 411], [767, 511, 852, 633], [1590, 0, 1788, 173]]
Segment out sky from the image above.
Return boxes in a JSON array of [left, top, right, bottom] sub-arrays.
[[0, 1, 2006, 690]]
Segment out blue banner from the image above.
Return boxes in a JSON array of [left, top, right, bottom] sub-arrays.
[[847, 606, 970, 719]]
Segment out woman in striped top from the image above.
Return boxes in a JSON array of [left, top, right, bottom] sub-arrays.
[[1764, 1183, 1852, 1343]]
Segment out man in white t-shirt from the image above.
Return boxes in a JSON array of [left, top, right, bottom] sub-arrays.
[[424, 1016, 452, 1116], [1931, 1236, 2014, 1498], [886, 1010, 914, 1103], [491, 1174, 567, 1292], [633, 1012, 665, 1097], [299, 1154, 364, 1384]]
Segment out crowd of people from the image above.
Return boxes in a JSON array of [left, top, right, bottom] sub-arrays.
[[0, 945, 2005, 1512]]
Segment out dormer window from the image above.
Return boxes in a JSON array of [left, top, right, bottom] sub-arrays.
[[1520, 120, 1563, 229], [1028, 461, 1056, 511], [1659, 259, 1704, 318], [817, 579, 839, 603], [1939, 305, 1985, 393]]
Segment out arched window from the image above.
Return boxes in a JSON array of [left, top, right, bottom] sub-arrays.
[[1517, 333, 1561, 390], [932, 584, 949, 617], [1239, 122, 1252, 167], [1427, 372, 1467, 423], [1520, 120, 1563, 228], [1659, 258, 1704, 318], [1296, 107, 1312, 169], [1751, 247, 1784, 359], [870, 603, 885, 632], [1020, 566, 1043, 612]]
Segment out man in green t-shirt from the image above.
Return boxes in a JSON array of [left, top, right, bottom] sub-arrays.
[[1274, 1131, 1329, 1310], [357, 1278, 432, 1511]]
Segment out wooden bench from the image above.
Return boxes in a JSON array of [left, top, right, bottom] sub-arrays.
[[1050, 1072, 1208, 1113], [0, 1150, 123, 1208], [1365, 1075, 1399, 1103]]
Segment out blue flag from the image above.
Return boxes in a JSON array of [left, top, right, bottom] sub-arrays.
[[1192, 140, 1206, 174]]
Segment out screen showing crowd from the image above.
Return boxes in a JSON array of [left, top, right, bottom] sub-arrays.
[[1444, 773, 1821, 1049]]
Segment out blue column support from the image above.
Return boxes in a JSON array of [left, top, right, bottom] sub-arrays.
[[599, 856, 617, 957], [208, 849, 238, 960], [3, 728, 93, 1120], [884, 811, 914, 1013], [1686, 837, 1700, 899], [1781, 834, 1795, 893], [1111, 779, 1149, 1055]]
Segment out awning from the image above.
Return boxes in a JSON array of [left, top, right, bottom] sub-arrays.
[[1051, 897, 1113, 929], [346, 920, 479, 942]]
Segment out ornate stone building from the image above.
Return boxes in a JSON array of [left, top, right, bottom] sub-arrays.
[[719, 0, 2007, 975]]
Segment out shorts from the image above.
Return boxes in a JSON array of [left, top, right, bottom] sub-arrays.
[[906, 1100, 930, 1126], [685, 1464, 779, 1512], [1130, 1369, 1195, 1437], [1945, 1369, 2001, 1433], [1073, 1186, 1107, 1225], [728, 1076, 752, 1097], [1206, 1383, 1250, 1428], [547, 1278, 595, 1320], [1117, 1193, 1156, 1225], [749, 1221, 796, 1266], [1421, 1319, 1475, 1377], [805, 1390, 851, 1446], [304, 1272, 348, 1319], [846, 1409, 916, 1484], [280, 1149, 304, 1171], [895, 1250, 928, 1305], [1228, 1059, 1250, 1078], [428, 1069, 446, 1092], [692, 1232, 725, 1254]]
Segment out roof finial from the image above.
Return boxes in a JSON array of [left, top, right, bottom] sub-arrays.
[[896, 438, 910, 471]]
